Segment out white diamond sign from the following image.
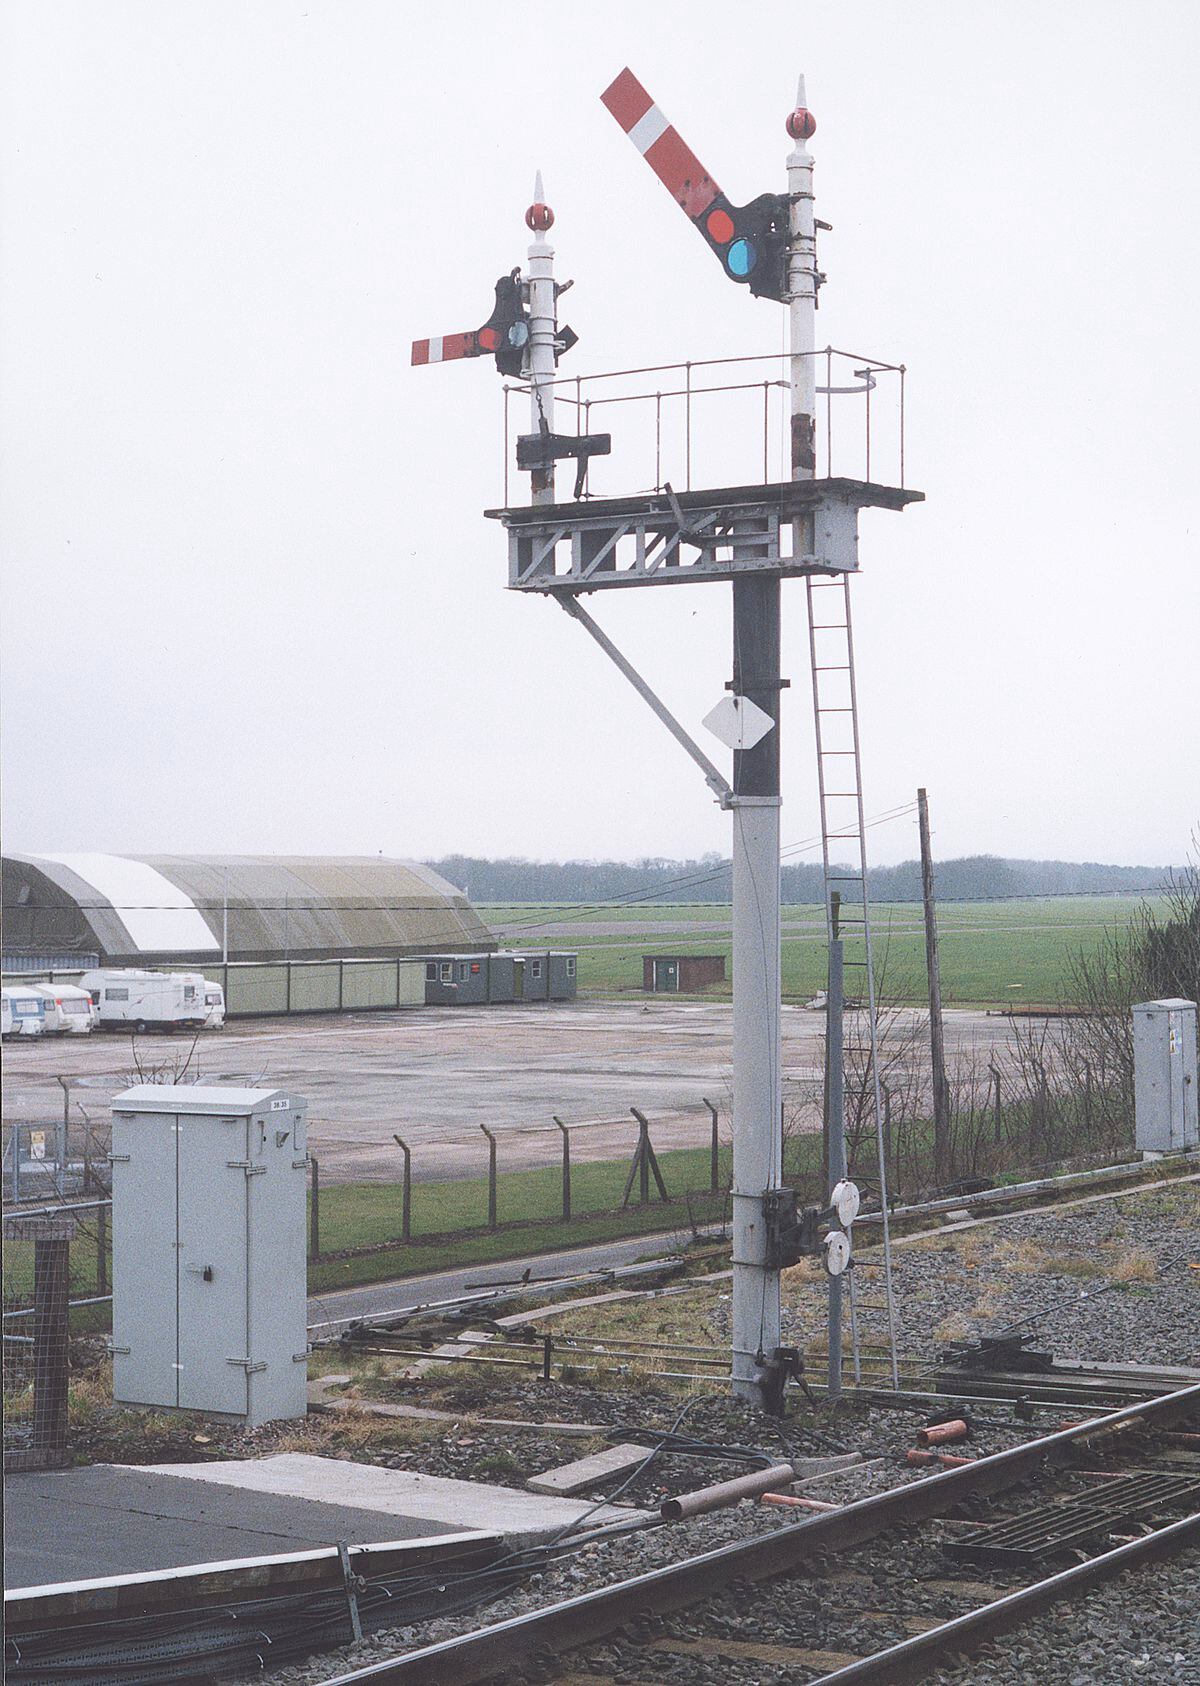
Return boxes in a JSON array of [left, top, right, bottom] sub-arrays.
[[702, 693, 775, 751]]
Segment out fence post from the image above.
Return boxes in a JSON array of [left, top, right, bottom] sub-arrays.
[[96, 1202, 108, 1298], [309, 1156, 320, 1259], [57, 1078, 72, 1199], [990, 1067, 1003, 1146], [881, 1083, 893, 1192], [481, 1126, 497, 1230], [3, 1214, 76, 1470], [1083, 1061, 1093, 1134], [33, 1224, 71, 1465], [630, 1108, 669, 1203], [553, 1118, 571, 1221], [393, 1136, 412, 1241], [703, 1097, 720, 1192]]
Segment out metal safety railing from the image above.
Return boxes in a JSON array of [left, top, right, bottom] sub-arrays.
[[502, 347, 905, 505]]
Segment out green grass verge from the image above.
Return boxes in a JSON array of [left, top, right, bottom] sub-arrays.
[[480, 895, 1164, 1006], [2, 1145, 736, 1331]]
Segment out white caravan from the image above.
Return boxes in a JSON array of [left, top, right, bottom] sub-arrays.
[[203, 981, 226, 1029], [1, 986, 46, 1037], [28, 982, 96, 1034], [80, 969, 211, 1032]]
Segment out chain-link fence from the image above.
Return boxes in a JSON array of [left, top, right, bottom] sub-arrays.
[[2, 1113, 112, 1203]]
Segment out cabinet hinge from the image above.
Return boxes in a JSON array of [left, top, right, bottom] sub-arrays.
[[106, 1341, 131, 1355], [108, 1154, 131, 1164], [225, 1357, 268, 1373], [226, 1161, 267, 1175]]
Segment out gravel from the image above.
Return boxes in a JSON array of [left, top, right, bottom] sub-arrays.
[[773, 1183, 1200, 1370], [169, 1185, 1200, 1682]]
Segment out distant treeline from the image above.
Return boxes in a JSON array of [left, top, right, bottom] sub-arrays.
[[427, 853, 1176, 907]]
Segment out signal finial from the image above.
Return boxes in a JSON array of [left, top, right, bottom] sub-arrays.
[[526, 171, 554, 233], [786, 73, 816, 142]]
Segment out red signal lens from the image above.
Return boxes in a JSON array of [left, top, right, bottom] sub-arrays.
[[478, 327, 499, 351], [706, 207, 735, 244]]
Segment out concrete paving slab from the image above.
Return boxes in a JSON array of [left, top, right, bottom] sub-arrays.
[[527, 1443, 651, 1496], [3, 1464, 472, 1591], [134, 1452, 652, 1545]]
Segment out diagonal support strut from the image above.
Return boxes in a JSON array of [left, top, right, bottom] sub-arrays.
[[555, 593, 733, 805]]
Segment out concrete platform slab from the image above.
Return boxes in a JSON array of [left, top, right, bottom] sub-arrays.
[[527, 1443, 651, 1496], [135, 1452, 652, 1545], [3, 1464, 472, 1592]]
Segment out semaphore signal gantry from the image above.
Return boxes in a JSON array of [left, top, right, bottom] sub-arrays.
[[413, 68, 923, 1411]]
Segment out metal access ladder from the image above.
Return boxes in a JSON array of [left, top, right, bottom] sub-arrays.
[[805, 572, 900, 1385]]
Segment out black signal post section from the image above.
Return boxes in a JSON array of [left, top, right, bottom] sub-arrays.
[[731, 577, 782, 800], [602, 68, 789, 302]]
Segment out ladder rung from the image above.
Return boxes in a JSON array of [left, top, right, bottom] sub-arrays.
[[817, 707, 854, 713], [826, 874, 864, 881], [824, 792, 861, 798], [811, 624, 849, 632], [813, 665, 850, 672], [819, 750, 857, 756]]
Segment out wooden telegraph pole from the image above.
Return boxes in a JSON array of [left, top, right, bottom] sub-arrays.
[[918, 788, 951, 1186]]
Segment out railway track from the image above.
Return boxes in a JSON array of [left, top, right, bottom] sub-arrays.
[[323, 1382, 1200, 1685]]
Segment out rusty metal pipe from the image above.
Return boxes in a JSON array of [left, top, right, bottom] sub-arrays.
[[916, 1418, 969, 1447], [660, 1462, 796, 1522]]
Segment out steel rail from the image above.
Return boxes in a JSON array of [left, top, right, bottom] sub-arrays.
[[321, 1381, 1200, 1685], [809, 1508, 1200, 1684]]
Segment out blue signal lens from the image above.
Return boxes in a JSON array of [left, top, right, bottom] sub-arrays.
[[727, 237, 757, 277], [508, 322, 530, 347]]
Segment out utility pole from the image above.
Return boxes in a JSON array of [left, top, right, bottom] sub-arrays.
[[918, 787, 951, 1185]]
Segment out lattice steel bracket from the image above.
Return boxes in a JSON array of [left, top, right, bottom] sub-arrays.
[[486, 477, 922, 594]]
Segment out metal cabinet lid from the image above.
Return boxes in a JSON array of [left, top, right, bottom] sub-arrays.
[[112, 1084, 301, 1116]]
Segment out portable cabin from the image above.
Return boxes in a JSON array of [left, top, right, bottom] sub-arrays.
[[643, 954, 726, 993], [548, 952, 578, 1000], [512, 953, 549, 1001], [1, 985, 46, 1036], [28, 981, 95, 1034], [485, 952, 516, 1003], [423, 954, 490, 1005]]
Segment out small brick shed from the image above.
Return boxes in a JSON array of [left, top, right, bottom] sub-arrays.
[[643, 954, 726, 993]]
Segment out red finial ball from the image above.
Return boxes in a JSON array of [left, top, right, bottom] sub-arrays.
[[525, 202, 554, 232], [786, 107, 816, 141]]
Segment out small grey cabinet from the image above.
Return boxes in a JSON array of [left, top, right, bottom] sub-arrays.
[[1132, 999, 1198, 1155], [110, 1084, 308, 1427]]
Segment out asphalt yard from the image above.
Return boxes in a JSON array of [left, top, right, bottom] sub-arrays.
[[2, 1001, 1018, 1184]]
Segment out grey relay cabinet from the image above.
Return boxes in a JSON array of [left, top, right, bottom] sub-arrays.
[[1132, 999, 1198, 1155], [110, 1085, 308, 1427]]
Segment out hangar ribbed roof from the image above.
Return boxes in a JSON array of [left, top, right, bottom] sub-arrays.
[[2, 853, 493, 964]]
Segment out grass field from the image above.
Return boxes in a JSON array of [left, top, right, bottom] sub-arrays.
[[482, 895, 1164, 1006]]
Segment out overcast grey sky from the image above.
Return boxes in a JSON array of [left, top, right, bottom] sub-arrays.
[[2, 1, 1196, 870]]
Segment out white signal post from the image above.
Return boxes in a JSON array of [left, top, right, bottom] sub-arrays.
[[525, 173, 557, 506], [727, 80, 820, 1404], [787, 78, 818, 480]]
